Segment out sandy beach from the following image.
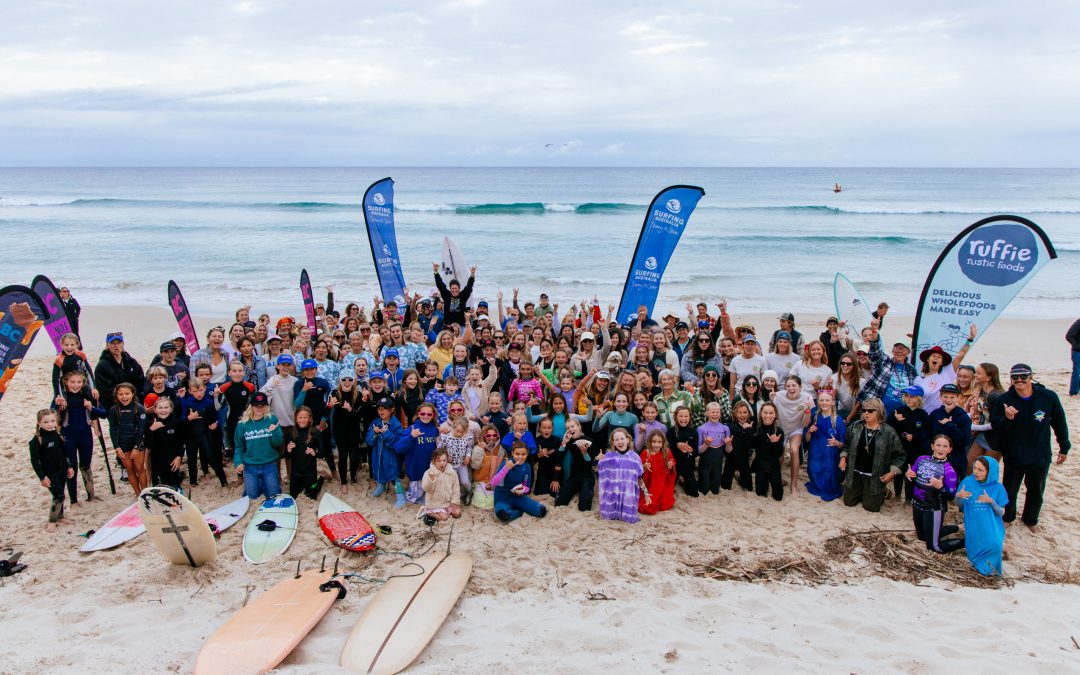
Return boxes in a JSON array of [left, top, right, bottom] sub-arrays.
[[1, 305, 1077, 673]]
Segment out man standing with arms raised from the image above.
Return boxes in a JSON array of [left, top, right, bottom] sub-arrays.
[[433, 263, 476, 333], [991, 363, 1070, 532]]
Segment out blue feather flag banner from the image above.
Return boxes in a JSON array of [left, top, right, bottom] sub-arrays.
[[616, 185, 705, 324], [362, 177, 408, 306]]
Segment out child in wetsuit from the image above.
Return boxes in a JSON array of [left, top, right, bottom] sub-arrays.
[[181, 378, 228, 488], [492, 441, 547, 522], [906, 434, 964, 553], [107, 382, 148, 495], [29, 409, 74, 531], [144, 397, 185, 488], [752, 403, 785, 501], [286, 406, 324, 500], [55, 370, 106, 504]]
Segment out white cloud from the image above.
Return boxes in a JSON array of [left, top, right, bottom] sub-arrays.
[[0, 1, 1078, 165]]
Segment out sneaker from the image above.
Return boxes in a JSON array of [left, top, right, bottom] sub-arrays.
[[394, 493, 406, 509], [422, 514, 437, 527], [119, 469, 129, 481]]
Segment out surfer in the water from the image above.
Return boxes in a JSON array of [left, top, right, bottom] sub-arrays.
[[834, 182, 842, 192]]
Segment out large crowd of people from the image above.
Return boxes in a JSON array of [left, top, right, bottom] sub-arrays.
[[29, 268, 1072, 578]]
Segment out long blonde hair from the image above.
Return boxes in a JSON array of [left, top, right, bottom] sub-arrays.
[[35, 409, 62, 445]]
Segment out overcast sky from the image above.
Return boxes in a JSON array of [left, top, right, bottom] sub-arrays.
[[2, 1, 1079, 166]]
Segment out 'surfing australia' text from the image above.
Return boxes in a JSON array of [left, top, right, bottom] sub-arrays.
[[652, 209, 685, 227]]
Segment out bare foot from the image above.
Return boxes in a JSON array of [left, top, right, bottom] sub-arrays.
[[45, 522, 57, 532], [58, 516, 74, 525], [341, 484, 349, 495], [1002, 545, 1010, 560], [1026, 523, 1042, 534], [70, 501, 82, 509]]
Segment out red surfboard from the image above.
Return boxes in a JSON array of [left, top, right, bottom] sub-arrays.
[[317, 493, 376, 552]]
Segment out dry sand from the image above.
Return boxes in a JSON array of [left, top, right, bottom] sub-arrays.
[[1, 305, 1078, 673]]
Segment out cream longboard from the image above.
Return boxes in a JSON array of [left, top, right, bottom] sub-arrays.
[[340, 552, 472, 674], [138, 486, 217, 567], [193, 561, 345, 675]]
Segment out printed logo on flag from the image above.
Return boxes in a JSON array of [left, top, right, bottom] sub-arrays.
[[373, 193, 386, 206], [958, 223, 1038, 287], [666, 199, 682, 214], [644, 256, 658, 270], [383, 244, 392, 256]]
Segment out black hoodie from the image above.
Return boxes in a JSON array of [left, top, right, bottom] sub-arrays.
[[94, 349, 146, 409], [990, 383, 1070, 465]]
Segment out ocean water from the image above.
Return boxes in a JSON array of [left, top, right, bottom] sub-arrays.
[[1, 167, 1077, 319]]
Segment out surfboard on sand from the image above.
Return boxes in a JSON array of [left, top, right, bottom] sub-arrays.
[[80, 501, 145, 552], [340, 552, 473, 674], [204, 496, 251, 536], [318, 493, 376, 552], [138, 486, 217, 567], [243, 494, 299, 564], [193, 562, 345, 675]]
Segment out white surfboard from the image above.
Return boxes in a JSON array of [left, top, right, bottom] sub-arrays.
[[242, 494, 299, 564], [204, 496, 250, 536], [440, 236, 472, 308], [340, 552, 472, 674], [138, 486, 218, 567], [834, 272, 876, 339], [80, 501, 145, 553]]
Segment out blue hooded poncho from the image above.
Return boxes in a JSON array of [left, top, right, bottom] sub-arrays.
[[957, 456, 1009, 576]]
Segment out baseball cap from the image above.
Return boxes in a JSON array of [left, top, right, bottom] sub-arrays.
[[902, 385, 925, 397], [776, 330, 792, 342], [540, 293, 549, 299], [697, 320, 709, 329], [276, 354, 294, 365], [375, 396, 394, 409], [940, 383, 961, 395], [693, 359, 706, 367], [106, 332, 124, 343], [168, 331, 185, 341], [384, 348, 400, 359], [300, 358, 317, 370], [1009, 363, 1033, 377], [778, 312, 795, 322], [159, 341, 177, 352], [675, 321, 689, 330], [477, 300, 489, 308], [243, 320, 257, 329], [826, 316, 839, 325], [893, 342, 910, 350], [418, 297, 432, 306], [580, 331, 595, 341], [480, 338, 496, 349], [266, 334, 282, 343], [251, 392, 269, 406], [369, 371, 386, 380], [742, 334, 758, 344], [595, 370, 612, 380], [507, 342, 522, 351]]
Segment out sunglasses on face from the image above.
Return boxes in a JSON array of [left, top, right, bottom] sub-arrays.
[[418, 412, 434, 417], [840, 362, 853, 366], [1011, 374, 1030, 381], [862, 410, 875, 415], [745, 382, 758, 387], [697, 338, 710, 343], [484, 433, 499, 439]]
